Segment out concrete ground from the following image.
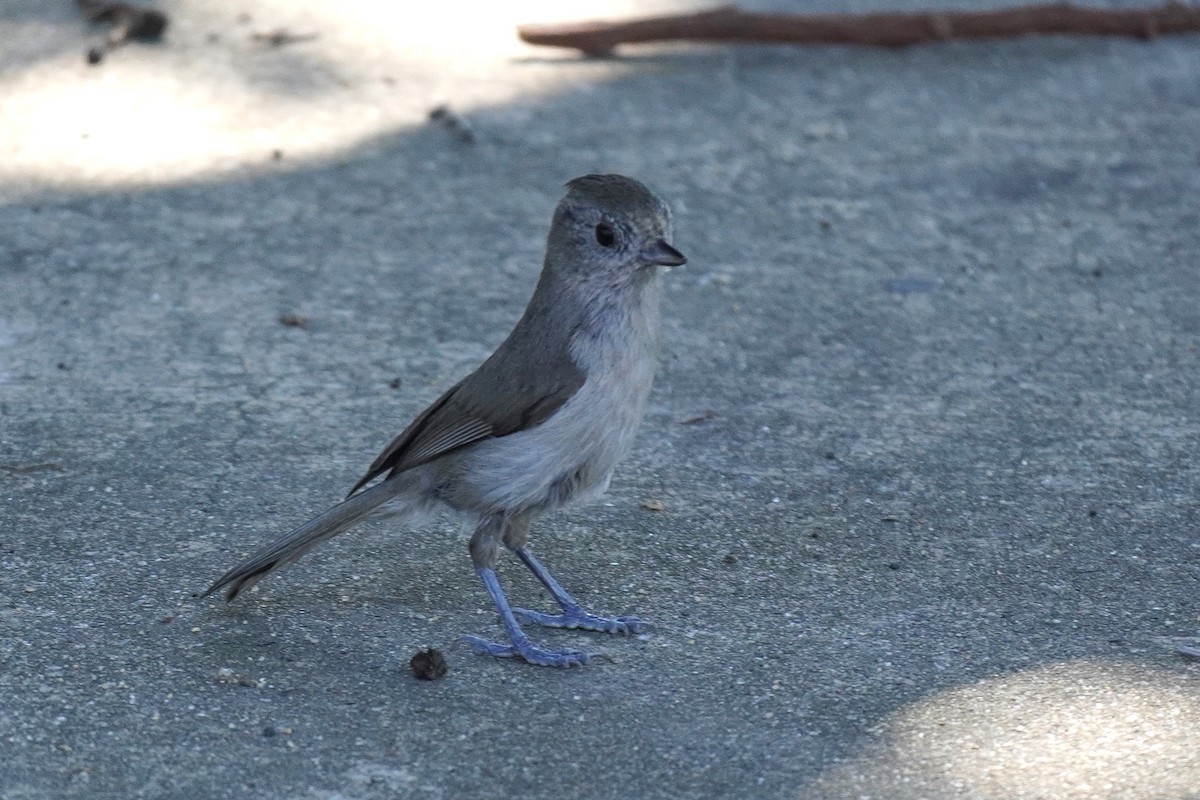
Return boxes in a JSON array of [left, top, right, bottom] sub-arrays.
[[2, 1, 1199, 798]]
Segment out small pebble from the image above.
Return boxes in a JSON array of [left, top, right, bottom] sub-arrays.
[[410, 648, 448, 680]]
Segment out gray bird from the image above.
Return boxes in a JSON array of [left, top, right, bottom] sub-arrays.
[[201, 174, 686, 667]]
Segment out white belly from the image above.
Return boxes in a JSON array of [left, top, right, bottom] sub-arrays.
[[457, 351, 655, 514], [457, 290, 660, 514]]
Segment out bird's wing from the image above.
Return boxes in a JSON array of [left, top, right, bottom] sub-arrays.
[[346, 353, 584, 497]]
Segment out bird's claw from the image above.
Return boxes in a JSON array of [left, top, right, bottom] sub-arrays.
[[513, 606, 648, 635], [462, 635, 592, 668]]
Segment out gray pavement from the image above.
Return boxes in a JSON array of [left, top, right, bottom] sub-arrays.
[[3, 2, 1200, 798]]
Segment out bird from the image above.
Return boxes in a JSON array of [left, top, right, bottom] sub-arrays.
[[201, 174, 686, 667]]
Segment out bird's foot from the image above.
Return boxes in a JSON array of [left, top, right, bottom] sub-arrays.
[[513, 605, 647, 635], [462, 635, 592, 668]]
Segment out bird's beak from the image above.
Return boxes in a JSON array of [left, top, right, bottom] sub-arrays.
[[640, 239, 687, 268]]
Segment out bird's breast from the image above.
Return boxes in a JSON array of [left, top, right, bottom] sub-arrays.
[[456, 292, 660, 515]]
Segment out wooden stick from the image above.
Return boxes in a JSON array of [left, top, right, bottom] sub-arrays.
[[518, 3, 1200, 55]]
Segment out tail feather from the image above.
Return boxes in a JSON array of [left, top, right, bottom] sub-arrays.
[[201, 480, 403, 601]]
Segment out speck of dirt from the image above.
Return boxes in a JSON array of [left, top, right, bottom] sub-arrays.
[[410, 648, 448, 680]]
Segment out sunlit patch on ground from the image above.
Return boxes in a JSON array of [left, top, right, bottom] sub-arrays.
[[0, 0, 680, 192], [799, 659, 1200, 800]]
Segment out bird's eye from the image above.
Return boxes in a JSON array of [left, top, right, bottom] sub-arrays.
[[594, 223, 616, 247]]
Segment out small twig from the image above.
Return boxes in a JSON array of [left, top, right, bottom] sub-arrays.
[[428, 104, 477, 145], [518, 2, 1200, 55], [251, 29, 320, 48], [76, 0, 167, 64], [0, 462, 66, 474]]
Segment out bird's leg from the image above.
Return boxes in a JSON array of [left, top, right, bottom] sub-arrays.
[[509, 545, 648, 635], [462, 515, 592, 667], [463, 567, 593, 667]]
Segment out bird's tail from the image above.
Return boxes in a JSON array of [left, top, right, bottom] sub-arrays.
[[200, 480, 404, 602]]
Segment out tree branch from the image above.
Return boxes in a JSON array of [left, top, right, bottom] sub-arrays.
[[518, 3, 1200, 55]]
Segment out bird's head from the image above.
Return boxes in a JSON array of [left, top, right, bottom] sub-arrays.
[[547, 174, 685, 285]]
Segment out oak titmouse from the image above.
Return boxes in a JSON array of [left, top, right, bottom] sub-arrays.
[[202, 174, 686, 668]]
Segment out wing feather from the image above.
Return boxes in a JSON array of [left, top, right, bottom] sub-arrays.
[[346, 373, 582, 497], [345, 275, 586, 497]]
